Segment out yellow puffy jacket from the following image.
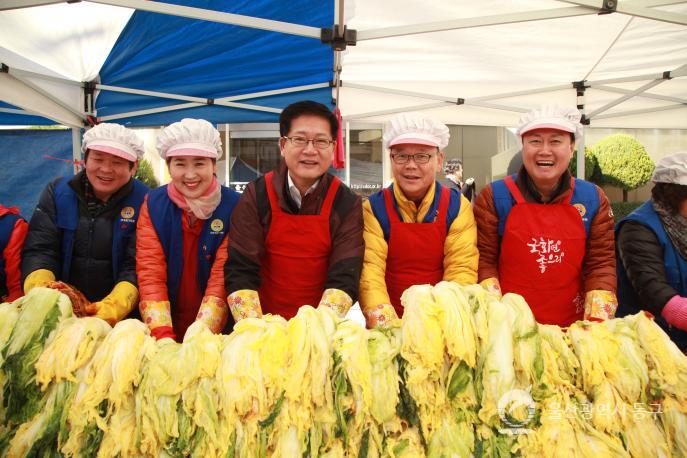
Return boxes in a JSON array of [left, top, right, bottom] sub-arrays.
[[359, 181, 478, 316]]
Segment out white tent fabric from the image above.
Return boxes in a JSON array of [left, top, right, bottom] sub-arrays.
[[340, 0, 687, 129], [0, 3, 133, 126], [1, 0, 685, 130]]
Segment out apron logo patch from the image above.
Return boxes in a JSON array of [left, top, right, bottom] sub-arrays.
[[210, 218, 224, 233], [527, 237, 564, 273], [573, 203, 586, 218], [120, 206, 135, 219]]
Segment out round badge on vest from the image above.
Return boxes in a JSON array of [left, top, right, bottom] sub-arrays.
[[573, 203, 586, 218], [210, 219, 224, 233], [120, 207, 135, 219]]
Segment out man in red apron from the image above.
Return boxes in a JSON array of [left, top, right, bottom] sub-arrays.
[[224, 101, 364, 322], [359, 113, 478, 328], [474, 105, 617, 326]]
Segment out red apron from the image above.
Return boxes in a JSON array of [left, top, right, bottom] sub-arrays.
[[385, 186, 450, 317], [174, 215, 203, 341], [498, 175, 586, 326], [258, 171, 340, 319]]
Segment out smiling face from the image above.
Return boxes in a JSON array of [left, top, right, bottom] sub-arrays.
[[390, 143, 444, 205], [84, 149, 136, 202], [521, 128, 575, 192], [167, 156, 216, 199], [280, 114, 334, 193]]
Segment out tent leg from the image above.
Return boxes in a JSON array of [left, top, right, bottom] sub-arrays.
[[345, 121, 350, 187], [72, 127, 81, 175], [576, 83, 587, 179], [225, 124, 231, 187]]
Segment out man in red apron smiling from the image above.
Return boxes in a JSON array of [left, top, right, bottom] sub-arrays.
[[474, 106, 617, 326], [225, 101, 364, 322], [359, 113, 478, 328]]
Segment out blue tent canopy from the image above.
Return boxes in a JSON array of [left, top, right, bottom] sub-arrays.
[[97, 0, 334, 126], [0, 0, 336, 127]]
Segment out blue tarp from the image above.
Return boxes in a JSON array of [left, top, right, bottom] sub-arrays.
[[0, 129, 73, 217], [97, 0, 334, 126]]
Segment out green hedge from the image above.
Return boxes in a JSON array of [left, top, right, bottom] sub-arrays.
[[135, 159, 159, 189], [610, 201, 643, 222]]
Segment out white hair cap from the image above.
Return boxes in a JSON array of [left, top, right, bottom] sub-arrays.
[[651, 152, 687, 185], [516, 105, 583, 147], [383, 112, 450, 150], [156, 118, 222, 160], [82, 123, 145, 162]]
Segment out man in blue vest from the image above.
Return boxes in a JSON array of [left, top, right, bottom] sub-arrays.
[[21, 123, 149, 325], [617, 152, 687, 349]]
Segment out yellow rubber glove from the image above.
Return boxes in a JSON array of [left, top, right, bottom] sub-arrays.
[[23, 269, 56, 293], [92, 281, 139, 326], [318, 288, 353, 318], [140, 299, 175, 340], [227, 289, 263, 322], [195, 295, 229, 333], [583, 290, 618, 322], [480, 277, 503, 298], [363, 303, 400, 329]]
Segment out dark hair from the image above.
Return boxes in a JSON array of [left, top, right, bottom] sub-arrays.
[[652, 182, 687, 214], [84, 149, 136, 170], [279, 100, 338, 139]]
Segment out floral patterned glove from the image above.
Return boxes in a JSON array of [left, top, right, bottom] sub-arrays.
[[479, 277, 503, 298], [140, 299, 176, 340], [583, 290, 618, 322], [363, 303, 400, 329], [195, 295, 229, 333], [227, 289, 263, 322], [317, 288, 353, 318]]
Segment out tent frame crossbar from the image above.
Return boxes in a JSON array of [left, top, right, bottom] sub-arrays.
[[344, 63, 687, 122], [0, 0, 62, 11], [86, 0, 322, 39], [10, 70, 86, 121], [94, 82, 330, 122], [593, 85, 687, 105], [356, 6, 595, 41], [562, 0, 687, 26]]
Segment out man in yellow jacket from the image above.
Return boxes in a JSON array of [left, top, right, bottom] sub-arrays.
[[359, 112, 478, 328]]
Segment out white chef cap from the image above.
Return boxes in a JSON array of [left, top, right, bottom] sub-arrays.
[[651, 152, 687, 186], [156, 118, 222, 160], [383, 112, 450, 150], [516, 105, 583, 146], [82, 123, 145, 162]]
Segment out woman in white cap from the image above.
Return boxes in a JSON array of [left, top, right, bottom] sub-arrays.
[[22, 123, 149, 324], [359, 112, 478, 328], [473, 105, 617, 326], [136, 118, 240, 341], [616, 152, 687, 349]]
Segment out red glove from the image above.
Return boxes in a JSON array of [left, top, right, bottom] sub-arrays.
[[662, 295, 687, 331], [150, 325, 177, 341]]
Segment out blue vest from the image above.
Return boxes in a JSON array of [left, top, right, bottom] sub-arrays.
[[615, 201, 687, 308], [147, 185, 240, 306], [368, 181, 462, 241], [54, 177, 149, 282], [616, 201, 687, 347], [0, 213, 21, 297], [492, 174, 600, 237]]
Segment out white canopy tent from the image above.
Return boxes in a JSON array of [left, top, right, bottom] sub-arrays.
[[339, 0, 687, 176], [1, 0, 686, 179]]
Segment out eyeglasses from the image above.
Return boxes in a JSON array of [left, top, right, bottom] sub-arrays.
[[390, 152, 434, 164], [282, 136, 334, 150]]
